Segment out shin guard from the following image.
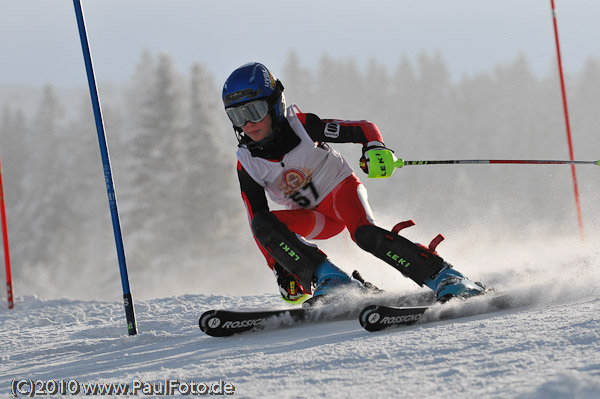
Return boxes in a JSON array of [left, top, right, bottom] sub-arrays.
[[354, 224, 445, 286], [251, 211, 325, 293]]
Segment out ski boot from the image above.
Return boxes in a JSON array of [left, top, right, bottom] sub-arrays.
[[303, 260, 365, 307], [425, 263, 486, 302]]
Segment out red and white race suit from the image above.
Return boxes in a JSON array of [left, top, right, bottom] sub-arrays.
[[237, 104, 385, 270]]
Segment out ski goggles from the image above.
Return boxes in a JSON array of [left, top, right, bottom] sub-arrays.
[[225, 100, 270, 127]]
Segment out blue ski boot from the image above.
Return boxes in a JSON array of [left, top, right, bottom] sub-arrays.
[[304, 260, 364, 307], [425, 263, 486, 302]]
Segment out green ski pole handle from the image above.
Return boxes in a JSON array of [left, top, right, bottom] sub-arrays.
[[362, 149, 600, 179], [362, 149, 404, 178]]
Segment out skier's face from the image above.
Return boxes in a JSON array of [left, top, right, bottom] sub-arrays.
[[241, 113, 273, 142]]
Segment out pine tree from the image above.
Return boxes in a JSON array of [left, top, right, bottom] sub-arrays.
[[282, 51, 314, 108], [124, 52, 185, 263], [184, 63, 243, 262], [20, 85, 68, 266], [0, 106, 27, 204]]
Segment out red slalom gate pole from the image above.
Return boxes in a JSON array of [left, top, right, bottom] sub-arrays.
[[550, 0, 585, 241], [0, 154, 14, 309]]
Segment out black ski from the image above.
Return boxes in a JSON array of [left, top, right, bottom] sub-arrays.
[[359, 290, 537, 332], [359, 305, 429, 332], [200, 305, 349, 337], [199, 291, 435, 337]]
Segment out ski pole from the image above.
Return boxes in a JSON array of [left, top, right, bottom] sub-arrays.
[[365, 149, 599, 178]]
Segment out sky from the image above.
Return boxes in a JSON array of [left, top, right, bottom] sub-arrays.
[[2, 0, 600, 89]]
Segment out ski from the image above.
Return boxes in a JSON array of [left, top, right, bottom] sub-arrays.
[[359, 290, 537, 332], [359, 305, 429, 332], [200, 305, 349, 337], [199, 291, 434, 337]]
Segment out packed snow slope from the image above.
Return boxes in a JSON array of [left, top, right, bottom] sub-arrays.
[[1, 238, 599, 399]]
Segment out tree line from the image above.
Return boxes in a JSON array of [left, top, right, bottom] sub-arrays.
[[0, 50, 598, 298]]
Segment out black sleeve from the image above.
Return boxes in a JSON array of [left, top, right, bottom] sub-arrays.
[[302, 113, 384, 145], [237, 162, 269, 216]]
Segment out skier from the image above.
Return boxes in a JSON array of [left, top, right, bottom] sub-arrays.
[[222, 62, 485, 305]]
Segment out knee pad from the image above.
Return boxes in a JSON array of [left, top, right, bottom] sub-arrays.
[[251, 212, 326, 293], [354, 224, 445, 286]]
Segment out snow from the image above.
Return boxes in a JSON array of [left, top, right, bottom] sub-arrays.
[[1, 239, 599, 398]]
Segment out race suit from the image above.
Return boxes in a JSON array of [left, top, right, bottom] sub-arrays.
[[236, 104, 384, 271]]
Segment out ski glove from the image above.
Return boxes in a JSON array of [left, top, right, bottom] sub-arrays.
[[359, 141, 395, 178], [273, 263, 309, 304]]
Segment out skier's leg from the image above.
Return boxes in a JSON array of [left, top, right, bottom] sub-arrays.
[[251, 211, 357, 297], [271, 209, 346, 240], [314, 174, 484, 301], [251, 211, 325, 294], [354, 224, 445, 285], [318, 174, 375, 242], [354, 224, 485, 301]]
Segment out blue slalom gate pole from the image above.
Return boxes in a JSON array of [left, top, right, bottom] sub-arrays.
[[73, 0, 137, 335]]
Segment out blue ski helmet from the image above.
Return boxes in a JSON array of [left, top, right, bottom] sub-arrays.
[[222, 62, 286, 129]]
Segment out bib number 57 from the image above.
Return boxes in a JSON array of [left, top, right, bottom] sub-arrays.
[[290, 181, 319, 207]]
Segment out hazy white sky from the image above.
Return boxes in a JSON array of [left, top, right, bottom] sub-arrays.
[[2, 0, 600, 88]]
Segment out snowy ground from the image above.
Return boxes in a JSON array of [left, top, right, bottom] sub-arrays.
[[1, 240, 599, 398]]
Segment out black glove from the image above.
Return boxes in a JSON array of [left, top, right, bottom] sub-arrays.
[[273, 263, 308, 304], [359, 141, 390, 174]]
